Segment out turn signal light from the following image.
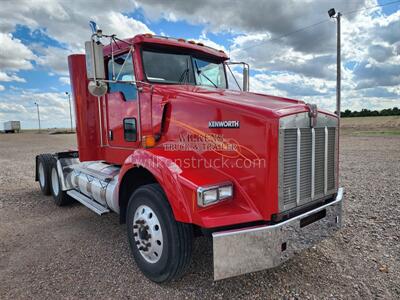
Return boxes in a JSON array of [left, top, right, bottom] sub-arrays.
[[142, 135, 156, 148]]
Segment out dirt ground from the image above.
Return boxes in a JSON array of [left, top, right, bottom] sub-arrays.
[[1, 118, 399, 299]]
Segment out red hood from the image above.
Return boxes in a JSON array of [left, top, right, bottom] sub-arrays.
[[152, 84, 332, 118]]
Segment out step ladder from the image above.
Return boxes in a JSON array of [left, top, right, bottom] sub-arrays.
[[67, 190, 110, 215]]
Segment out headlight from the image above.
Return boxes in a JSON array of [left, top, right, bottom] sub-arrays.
[[197, 183, 233, 207]]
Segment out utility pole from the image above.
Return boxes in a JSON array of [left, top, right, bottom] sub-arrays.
[[328, 8, 341, 119], [336, 12, 341, 119], [34, 102, 41, 133], [65, 92, 73, 132]]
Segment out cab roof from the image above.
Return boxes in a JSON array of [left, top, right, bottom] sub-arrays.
[[103, 34, 229, 60]]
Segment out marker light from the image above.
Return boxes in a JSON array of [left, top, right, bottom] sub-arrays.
[[142, 135, 156, 148], [197, 183, 233, 207]]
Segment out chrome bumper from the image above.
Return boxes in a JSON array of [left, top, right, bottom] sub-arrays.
[[212, 187, 344, 280]]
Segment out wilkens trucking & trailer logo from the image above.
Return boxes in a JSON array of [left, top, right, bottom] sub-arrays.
[[159, 119, 265, 169]]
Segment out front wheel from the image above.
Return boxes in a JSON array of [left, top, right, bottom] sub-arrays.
[[127, 184, 193, 283]]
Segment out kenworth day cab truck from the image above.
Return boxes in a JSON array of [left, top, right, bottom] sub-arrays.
[[35, 26, 343, 282]]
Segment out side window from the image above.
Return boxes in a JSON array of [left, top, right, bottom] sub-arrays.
[[108, 52, 137, 101], [123, 118, 137, 142]]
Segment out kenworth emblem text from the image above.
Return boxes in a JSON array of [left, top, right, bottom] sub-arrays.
[[208, 120, 240, 128]]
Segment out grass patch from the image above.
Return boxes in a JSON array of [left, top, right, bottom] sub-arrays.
[[352, 130, 400, 136]]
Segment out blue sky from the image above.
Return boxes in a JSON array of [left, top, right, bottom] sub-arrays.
[[0, 0, 399, 129]]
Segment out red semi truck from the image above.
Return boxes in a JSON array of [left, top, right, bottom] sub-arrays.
[[35, 27, 343, 282]]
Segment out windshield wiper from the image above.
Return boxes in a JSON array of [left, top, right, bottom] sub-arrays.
[[178, 68, 189, 84], [194, 61, 218, 88], [178, 57, 191, 85]]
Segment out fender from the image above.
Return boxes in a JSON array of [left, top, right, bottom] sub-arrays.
[[118, 147, 264, 228], [119, 148, 195, 224]]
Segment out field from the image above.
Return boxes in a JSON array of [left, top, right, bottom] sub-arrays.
[[1, 116, 399, 299]]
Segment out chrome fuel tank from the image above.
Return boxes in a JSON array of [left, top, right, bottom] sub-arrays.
[[67, 161, 121, 213]]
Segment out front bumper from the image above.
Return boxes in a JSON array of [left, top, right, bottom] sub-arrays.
[[212, 187, 344, 280]]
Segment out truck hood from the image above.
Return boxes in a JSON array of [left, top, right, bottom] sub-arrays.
[[154, 84, 326, 118]]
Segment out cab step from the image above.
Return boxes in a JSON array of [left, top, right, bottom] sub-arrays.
[[67, 190, 110, 215]]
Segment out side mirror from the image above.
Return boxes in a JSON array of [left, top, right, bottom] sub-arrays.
[[88, 81, 107, 97], [226, 62, 250, 92], [85, 40, 105, 80]]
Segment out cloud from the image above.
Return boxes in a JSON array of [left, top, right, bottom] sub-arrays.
[[0, 85, 4, 91], [101, 11, 154, 39], [354, 61, 400, 89], [0, 2, 154, 77], [0, 1, 153, 51], [0, 32, 36, 71], [59, 76, 70, 85], [372, 13, 400, 45], [134, 0, 366, 54], [36, 46, 72, 76], [0, 72, 26, 83], [368, 44, 394, 62], [0, 90, 73, 128]]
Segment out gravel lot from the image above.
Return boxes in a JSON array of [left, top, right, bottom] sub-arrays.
[[1, 126, 399, 299]]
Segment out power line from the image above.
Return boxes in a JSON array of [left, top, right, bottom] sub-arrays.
[[240, 19, 329, 51], [344, 0, 400, 15], [239, 0, 400, 52]]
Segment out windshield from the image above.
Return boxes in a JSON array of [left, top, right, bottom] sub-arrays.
[[142, 49, 227, 88]]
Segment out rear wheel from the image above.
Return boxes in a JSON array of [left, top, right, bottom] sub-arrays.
[[37, 154, 53, 195], [50, 162, 72, 206], [127, 184, 193, 283]]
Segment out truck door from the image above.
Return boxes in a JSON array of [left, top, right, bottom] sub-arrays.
[[105, 51, 140, 148]]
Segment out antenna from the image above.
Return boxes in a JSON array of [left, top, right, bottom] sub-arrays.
[[89, 21, 102, 39], [89, 21, 98, 34]]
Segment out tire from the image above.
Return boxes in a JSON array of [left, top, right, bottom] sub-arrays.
[[50, 161, 73, 206], [37, 154, 53, 196], [127, 183, 193, 283]]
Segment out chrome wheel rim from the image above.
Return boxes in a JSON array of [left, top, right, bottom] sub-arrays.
[[51, 168, 59, 196], [38, 162, 45, 188], [133, 205, 163, 263]]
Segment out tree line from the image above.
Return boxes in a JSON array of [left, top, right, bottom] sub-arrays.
[[341, 107, 400, 118]]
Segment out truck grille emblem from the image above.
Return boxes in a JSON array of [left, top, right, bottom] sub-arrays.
[[307, 104, 318, 128]]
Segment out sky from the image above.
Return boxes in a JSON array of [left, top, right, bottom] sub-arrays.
[[0, 0, 399, 129]]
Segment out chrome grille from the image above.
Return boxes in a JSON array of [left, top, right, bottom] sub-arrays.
[[279, 113, 338, 212]]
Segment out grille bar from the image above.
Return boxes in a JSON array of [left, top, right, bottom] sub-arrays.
[[311, 128, 315, 199], [296, 128, 301, 205], [324, 126, 328, 194]]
